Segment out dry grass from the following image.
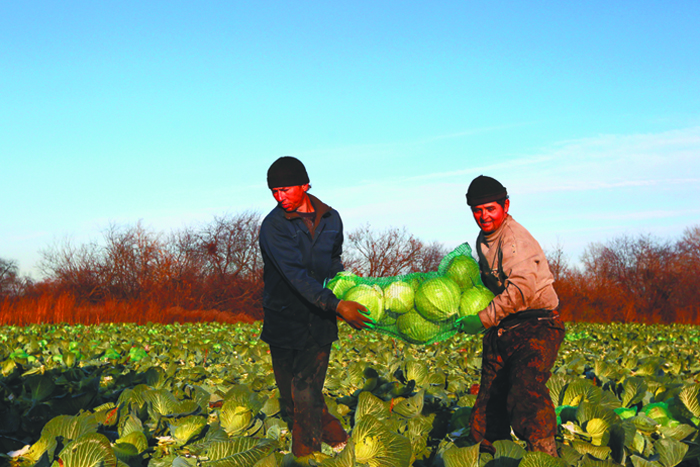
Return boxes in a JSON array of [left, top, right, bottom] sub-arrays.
[[0, 293, 258, 326], [3, 289, 699, 327]]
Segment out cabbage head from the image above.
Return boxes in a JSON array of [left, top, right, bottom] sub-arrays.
[[326, 272, 358, 299], [459, 285, 495, 317], [445, 255, 480, 291], [414, 277, 460, 321], [383, 281, 414, 315], [409, 276, 424, 291], [643, 402, 676, 427], [219, 401, 254, 435], [377, 313, 397, 327], [352, 415, 412, 467], [396, 310, 443, 344], [614, 407, 637, 420], [344, 284, 385, 323]]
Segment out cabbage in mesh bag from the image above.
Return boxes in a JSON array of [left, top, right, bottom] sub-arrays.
[[326, 243, 494, 345], [414, 276, 461, 321], [343, 283, 385, 324]]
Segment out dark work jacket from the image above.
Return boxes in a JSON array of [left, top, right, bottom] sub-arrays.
[[259, 194, 344, 349]]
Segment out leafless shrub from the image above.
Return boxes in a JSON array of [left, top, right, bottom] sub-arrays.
[[25, 215, 700, 325], [187, 211, 263, 312], [0, 258, 18, 294], [545, 242, 568, 284], [671, 225, 700, 320], [196, 211, 263, 281], [37, 213, 263, 315], [412, 240, 450, 273], [0, 257, 31, 297], [100, 221, 175, 300], [344, 224, 447, 277], [39, 238, 103, 300], [570, 232, 692, 323]]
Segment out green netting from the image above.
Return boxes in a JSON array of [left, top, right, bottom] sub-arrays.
[[327, 243, 495, 345]]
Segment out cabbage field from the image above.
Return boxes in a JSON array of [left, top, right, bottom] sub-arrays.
[[2, 321, 700, 467]]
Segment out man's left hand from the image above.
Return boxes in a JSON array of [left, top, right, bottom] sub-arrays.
[[456, 315, 485, 335]]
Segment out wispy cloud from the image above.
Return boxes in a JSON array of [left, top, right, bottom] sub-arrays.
[[417, 122, 538, 143], [575, 208, 700, 222], [526, 178, 700, 194], [327, 126, 700, 208], [397, 155, 555, 183], [324, 125, 700, 264], [290, 122, 539, 164], [320, 126, 700, 192], [402, 126, 700, 194]]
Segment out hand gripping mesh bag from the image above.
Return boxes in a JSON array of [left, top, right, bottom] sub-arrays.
[[326, 243, 495, 345]]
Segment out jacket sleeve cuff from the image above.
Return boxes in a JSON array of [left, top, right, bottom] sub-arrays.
[[478, 308, 496, 329], [320, 292, 341, 315]]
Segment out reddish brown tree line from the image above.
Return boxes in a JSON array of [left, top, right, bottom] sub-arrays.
[[33, 212, 264, 320], [550, 226, 700, 324], [1, 217, 699, 325]]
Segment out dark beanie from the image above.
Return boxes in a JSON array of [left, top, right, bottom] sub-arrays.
[[466, 175, 508, 206], [267, 156, 310, 189]]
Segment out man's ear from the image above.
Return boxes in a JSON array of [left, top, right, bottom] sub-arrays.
[[504, 198, 510, 214], [301, 183, 310, 192]]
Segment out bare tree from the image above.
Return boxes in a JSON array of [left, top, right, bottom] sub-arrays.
[[197, 211, 262, 280], [0, 257, 21, 297], [411, 240, 449, 273], [676, 225, 700, 265], [0, 257, 17, 283], [580, 234, 680, 322], [184, 211, 264, 310], [39, 238, 103, 300], [344, 224, 446, 277], [167, 225, 207, 280], [672, 225, 700, 316], [100, 221, 176, 299], [545, 241, 569, 284]]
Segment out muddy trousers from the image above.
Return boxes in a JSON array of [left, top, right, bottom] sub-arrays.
[[469, 311, 565, 455], [270, 342, 348, 457]]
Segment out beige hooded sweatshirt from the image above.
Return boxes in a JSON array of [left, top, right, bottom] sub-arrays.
[[476, 214, 559, 328]]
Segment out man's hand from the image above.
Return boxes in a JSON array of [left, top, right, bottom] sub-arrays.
[[456, 315, 485, 335], [336, 300, 374, 330]]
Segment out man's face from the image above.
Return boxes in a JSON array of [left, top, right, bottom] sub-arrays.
[[271, 184, 310, 212], [471, 199, 509, 233]]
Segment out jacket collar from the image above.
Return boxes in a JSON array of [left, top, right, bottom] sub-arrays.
[[283, 194, 332, 228]]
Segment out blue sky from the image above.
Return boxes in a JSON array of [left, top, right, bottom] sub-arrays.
[[2, 1, 699, 278]]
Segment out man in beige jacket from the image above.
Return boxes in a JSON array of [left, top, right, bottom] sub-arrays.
[[458, 175, 565, 457]]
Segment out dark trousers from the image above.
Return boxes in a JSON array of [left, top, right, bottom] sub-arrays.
[[469, 311, 565, 452], [269, 341, 348, 457]]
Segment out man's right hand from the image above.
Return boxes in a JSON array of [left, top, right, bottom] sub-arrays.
[[336, 300, 374, 330]]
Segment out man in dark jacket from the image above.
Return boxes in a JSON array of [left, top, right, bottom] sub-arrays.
[[259, 156, 373, 458]]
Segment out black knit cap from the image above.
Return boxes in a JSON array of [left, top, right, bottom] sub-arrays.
[[466, 175, 508, 206], [267, 156, 310, 189]]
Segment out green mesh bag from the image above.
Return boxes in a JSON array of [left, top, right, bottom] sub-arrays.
[[326, 243, 495, 345]]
